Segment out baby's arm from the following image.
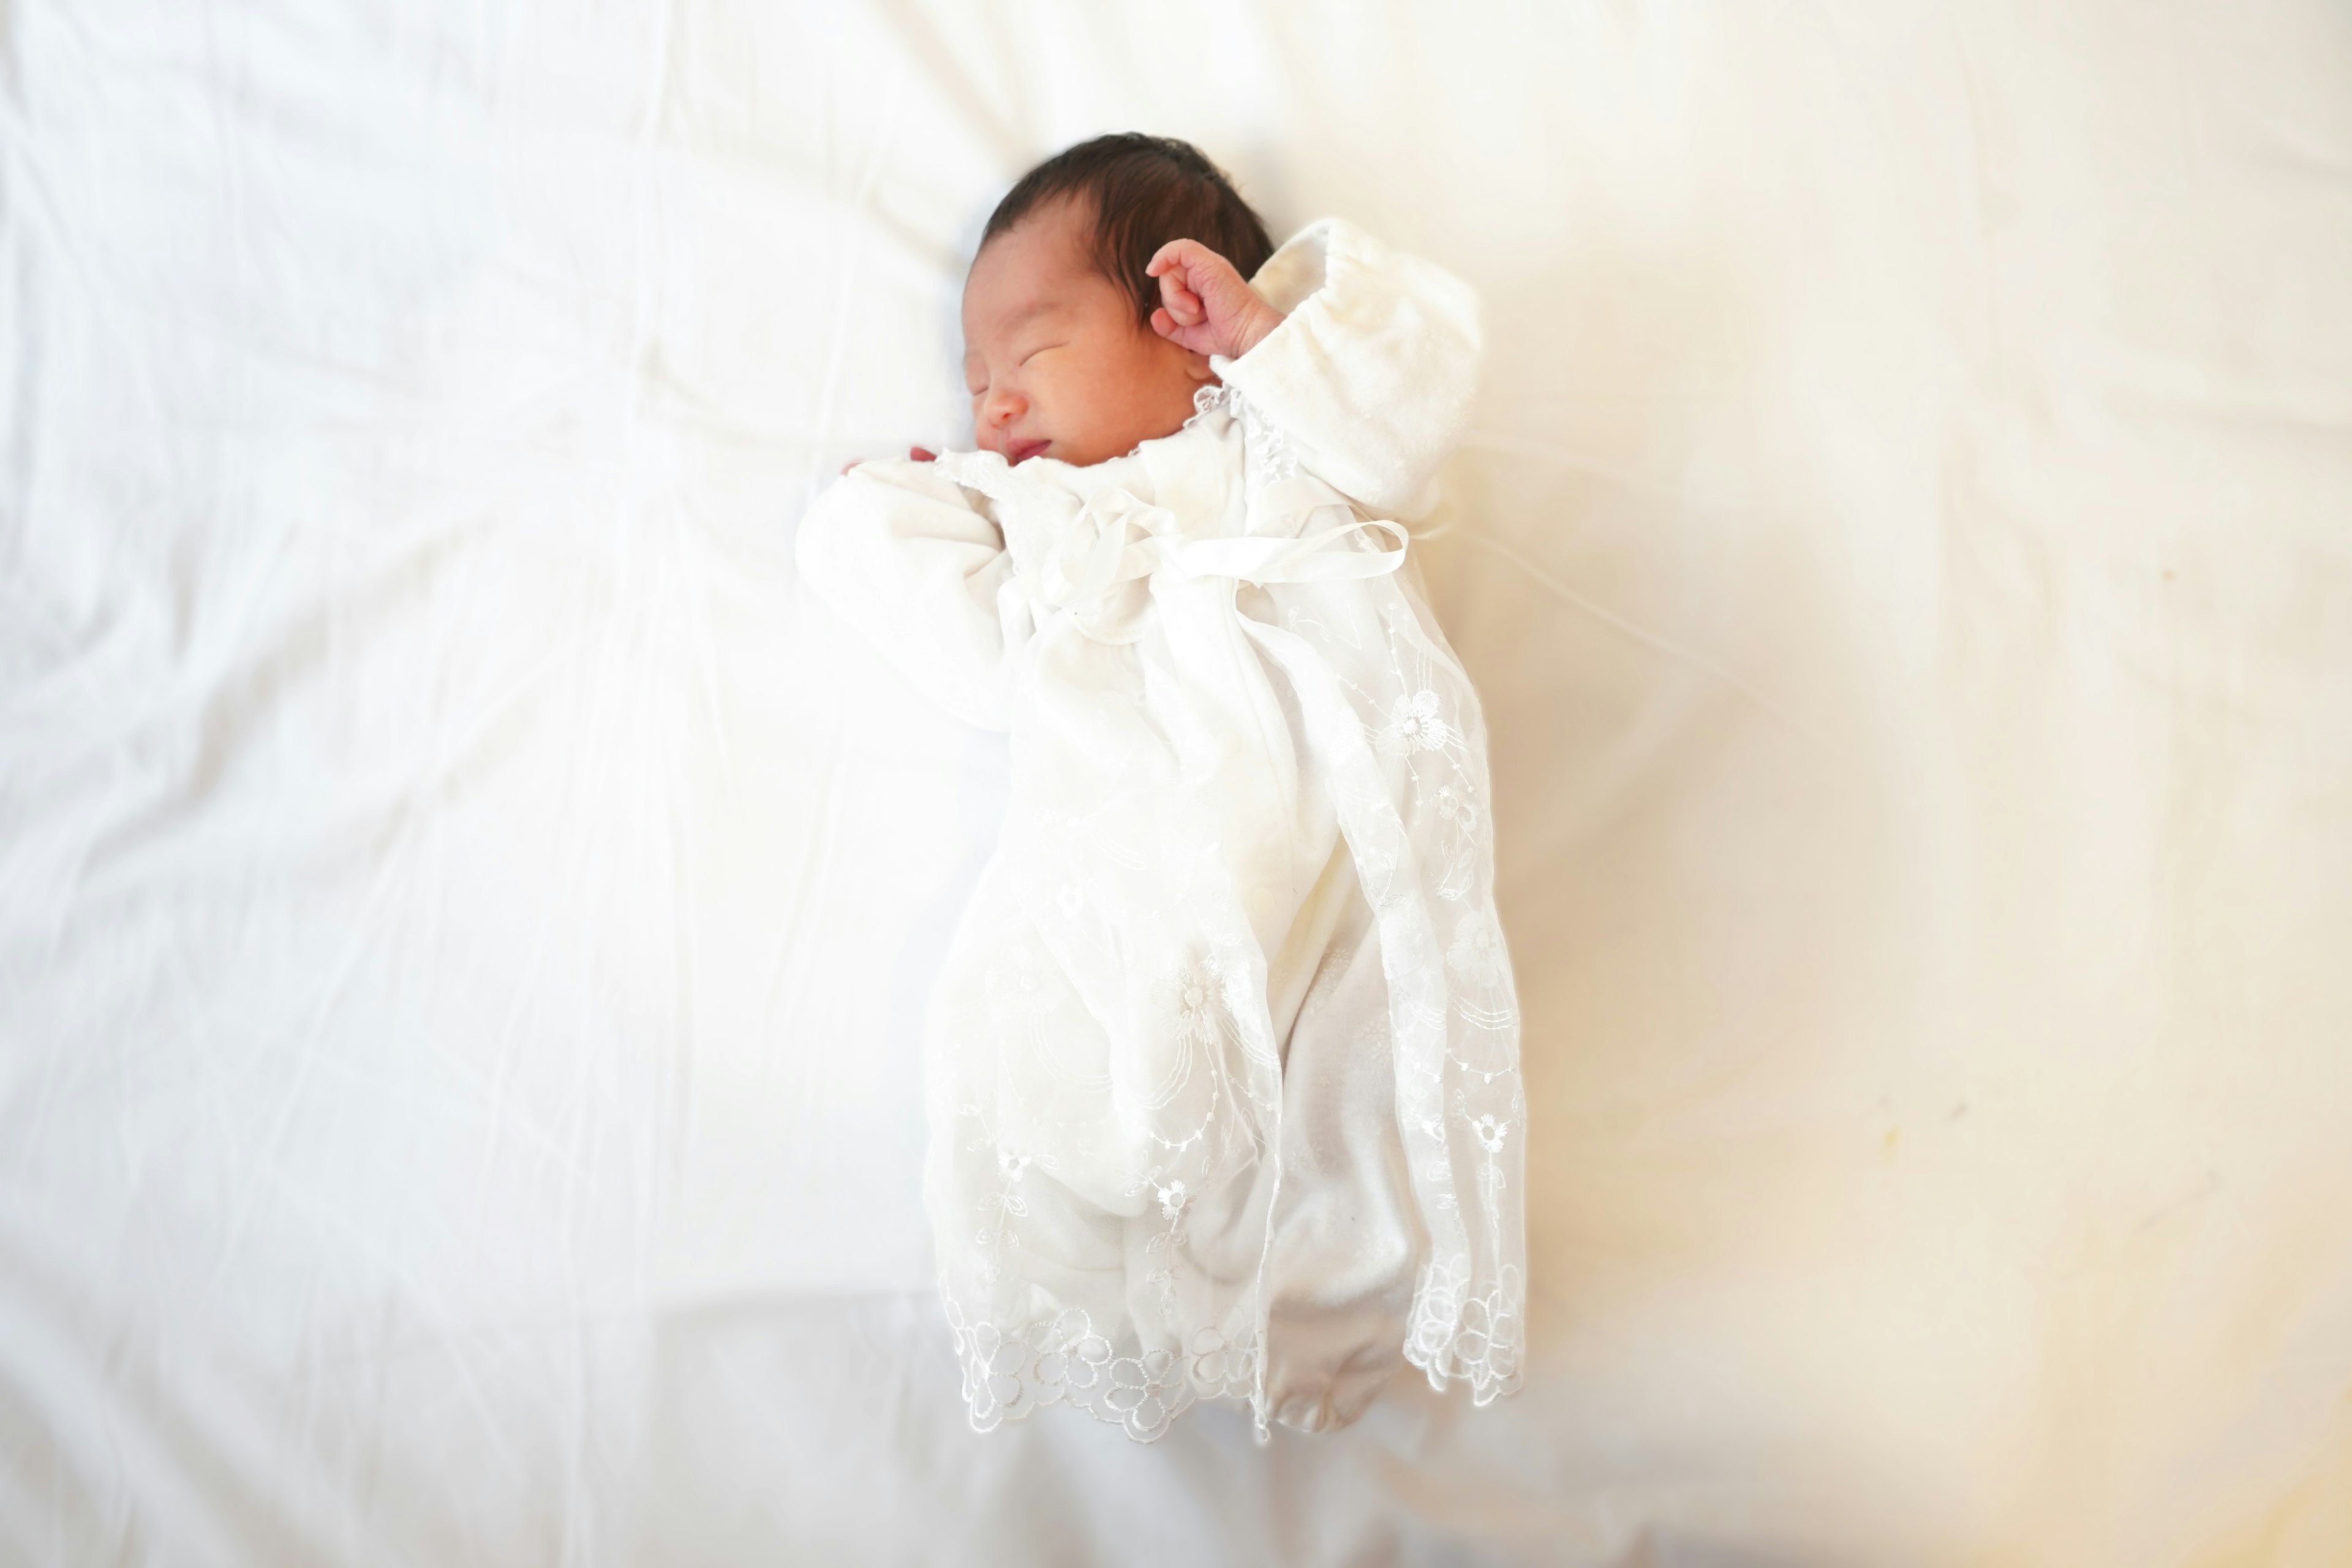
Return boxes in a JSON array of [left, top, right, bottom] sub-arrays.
[[795, 460, 1014, 731], [1204, 221, 1482, 520]]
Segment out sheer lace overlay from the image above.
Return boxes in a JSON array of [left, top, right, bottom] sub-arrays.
[[797, 220, 1522, 1444]]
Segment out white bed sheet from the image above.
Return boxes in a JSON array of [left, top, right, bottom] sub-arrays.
[[4, 2, 2350, 1562]]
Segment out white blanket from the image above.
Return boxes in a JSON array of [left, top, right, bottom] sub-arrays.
[[4, 1, 2350, 1563]]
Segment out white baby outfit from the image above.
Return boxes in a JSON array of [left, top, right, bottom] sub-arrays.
[[796, 219, 1525, 1443]]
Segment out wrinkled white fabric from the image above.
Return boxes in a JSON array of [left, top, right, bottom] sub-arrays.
[[796, 219, 1525, 1442], [10, 1, 2352, 1561]]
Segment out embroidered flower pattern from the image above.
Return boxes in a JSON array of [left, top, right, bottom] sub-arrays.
[[1404, 1261, 1523, 1406], [1379, 688, 1452, 755], [1471, 1114, 1509, 1153], [1446, 911, 1507, 986], [1140, 1172, 1196, 1315], [1154, 953, 1226, 1050], [1186, 1327, 1255, 1400], [1104, 1348, 1183, 1442]]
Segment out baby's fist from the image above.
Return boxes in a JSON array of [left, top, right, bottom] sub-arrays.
[[1146, 240, 1284, 361]]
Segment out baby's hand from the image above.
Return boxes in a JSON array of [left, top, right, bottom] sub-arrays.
[[1146, 240, 1285, 360]]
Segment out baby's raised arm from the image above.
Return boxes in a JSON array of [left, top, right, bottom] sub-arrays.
[[1146, 240, 1286, 361], [1206, 221, 1482, 520]]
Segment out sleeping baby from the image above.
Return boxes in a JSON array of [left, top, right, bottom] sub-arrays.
[[797, 134, 1525, 1444]]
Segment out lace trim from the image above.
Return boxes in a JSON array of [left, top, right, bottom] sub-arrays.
[[1189, 380, 1300, 486], [941, 1262, 1526, 1442], [941, 1295, 1258, 1444], [1403, 1259, 1526, 1406]]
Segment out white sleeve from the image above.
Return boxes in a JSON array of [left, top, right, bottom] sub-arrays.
[[794, 459, 1016, 731], [1213, 218, 1483, 521]]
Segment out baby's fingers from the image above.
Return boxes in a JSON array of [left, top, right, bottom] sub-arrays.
[[1154, 270, 1204, 325], [1150, 241, 1215, 305], [1145, 238, 1198, 279]]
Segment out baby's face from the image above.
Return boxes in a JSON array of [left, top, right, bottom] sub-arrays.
[[962, 200, 1213, 468]]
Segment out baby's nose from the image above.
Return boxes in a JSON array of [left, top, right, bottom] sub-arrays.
[[981, 386, 1024, 426]]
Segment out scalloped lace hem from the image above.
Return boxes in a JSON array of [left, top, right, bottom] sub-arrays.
[[941, 1265, 1525, 1445], [1402, 1261, 1526, 1408], [943, 1297, 1253, 1443]]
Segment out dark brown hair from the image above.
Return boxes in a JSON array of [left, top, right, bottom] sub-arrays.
[[981, 134, 1275, 330]]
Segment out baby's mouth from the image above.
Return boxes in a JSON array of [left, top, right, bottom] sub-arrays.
[[1006, 438, 1050, 464]]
